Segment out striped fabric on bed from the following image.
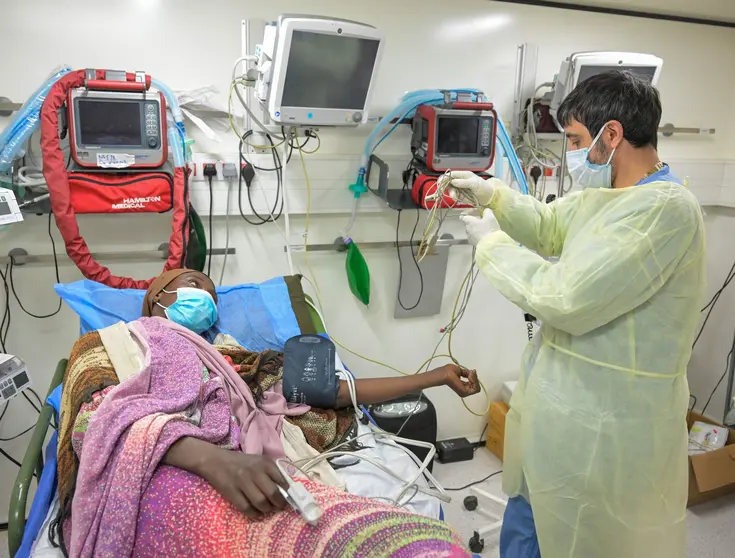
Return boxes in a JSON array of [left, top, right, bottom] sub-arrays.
[[134, 468, 470, 558]]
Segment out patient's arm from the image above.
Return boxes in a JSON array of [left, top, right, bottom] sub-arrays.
[[335, 364, 479, 408], [163, 437, 289, 518]]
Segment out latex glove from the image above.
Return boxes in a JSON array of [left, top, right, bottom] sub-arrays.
[[459, 208, 500, 246], [449, 171, 496, 206]]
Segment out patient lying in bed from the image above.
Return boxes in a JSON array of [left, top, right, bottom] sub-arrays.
[[52, 269, 478, 557]]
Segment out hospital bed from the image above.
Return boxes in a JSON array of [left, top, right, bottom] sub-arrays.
[[8, 277, 457, 557]]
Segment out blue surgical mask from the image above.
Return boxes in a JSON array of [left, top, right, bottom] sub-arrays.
[[566, 125, 616, 189], [157, 287, 218, 334]]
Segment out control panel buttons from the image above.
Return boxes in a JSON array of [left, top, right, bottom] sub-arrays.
[[147, 137, 159, 148]]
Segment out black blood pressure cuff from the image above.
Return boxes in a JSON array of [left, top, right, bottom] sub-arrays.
[[282, 334, 339, 408]]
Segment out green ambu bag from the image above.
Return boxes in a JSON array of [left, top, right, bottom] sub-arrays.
[[344, 238, 370, 306]]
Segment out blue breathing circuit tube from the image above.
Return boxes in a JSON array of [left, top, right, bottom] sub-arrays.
[[351, 89, 477, 197], [0, 66, 73, 173], [151, 78, 188, 167], [497, 118, 529, 195], [350, 89, 528, 199]]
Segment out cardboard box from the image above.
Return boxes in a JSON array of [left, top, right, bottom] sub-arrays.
[[486, 401, 509, 461], [687, 411, 735, 506]]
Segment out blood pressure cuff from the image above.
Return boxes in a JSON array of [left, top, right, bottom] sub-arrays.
[[282, 334, 338, 408]]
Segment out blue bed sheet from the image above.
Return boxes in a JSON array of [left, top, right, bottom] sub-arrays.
[[55, 277, 302, 352]]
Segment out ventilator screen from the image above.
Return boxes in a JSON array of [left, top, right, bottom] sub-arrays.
[[437, 117, 480, 154], [78, 99, 142, 146]]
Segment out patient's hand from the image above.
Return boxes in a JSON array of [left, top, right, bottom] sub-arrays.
[[198, 447, 289, 518], [439, 364, 480, 397]]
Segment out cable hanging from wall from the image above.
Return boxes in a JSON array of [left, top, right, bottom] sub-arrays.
[[235, 129, 320, 226], [395, 208, 424, 312]]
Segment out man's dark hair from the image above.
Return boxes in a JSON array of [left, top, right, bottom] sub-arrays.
[[557, 70, 662, 148]]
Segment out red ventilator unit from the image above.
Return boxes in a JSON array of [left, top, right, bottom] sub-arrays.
[[410, 172, 474, 211], [41, 68, 191, 289], [403, 92, 497, 210], [411, 94, 498, 173]]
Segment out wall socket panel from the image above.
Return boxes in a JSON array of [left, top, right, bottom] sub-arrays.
[[188, 157, 240, 182]]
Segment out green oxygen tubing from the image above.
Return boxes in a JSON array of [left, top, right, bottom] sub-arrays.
[[342, 90, 529, 306]]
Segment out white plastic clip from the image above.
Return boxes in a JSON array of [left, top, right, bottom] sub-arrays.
[[278, 484, 323, 526]]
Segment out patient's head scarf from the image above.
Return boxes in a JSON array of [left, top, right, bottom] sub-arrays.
[[142, 268, 194, 317]]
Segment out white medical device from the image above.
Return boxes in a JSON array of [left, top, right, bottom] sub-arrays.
[[549, 52, 663, 124], [255, 15, 385, 126], [275, 459, 324, 525], [0, 354, 32, 403], [0, 189, 23, 226]]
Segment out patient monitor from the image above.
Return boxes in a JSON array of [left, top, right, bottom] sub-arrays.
[[255, 15, 385, 126], [0, 354, 31, 403], [549, 52, 663, 126]]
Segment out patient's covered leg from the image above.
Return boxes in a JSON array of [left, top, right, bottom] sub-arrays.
[[135, 466, 470, 557]]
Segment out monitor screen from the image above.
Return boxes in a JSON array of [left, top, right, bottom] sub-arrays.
[[281, 30, 380, 110], [78, 100, 142, 146], [577, 65, 657, 84], [0, 196, 10, 217], [13, 371, 28, 389], [437, 117, 479, 154]]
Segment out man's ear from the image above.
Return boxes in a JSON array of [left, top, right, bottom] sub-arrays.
[[606, 120, 625, 150]]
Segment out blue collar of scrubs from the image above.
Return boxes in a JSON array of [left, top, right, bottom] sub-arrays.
[[636, 164, 681, 186]]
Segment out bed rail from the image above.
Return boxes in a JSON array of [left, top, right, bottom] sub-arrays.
[[9, 359, 66, 557]]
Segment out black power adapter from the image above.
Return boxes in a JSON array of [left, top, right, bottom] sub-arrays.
[[436, 437, 475, 464]]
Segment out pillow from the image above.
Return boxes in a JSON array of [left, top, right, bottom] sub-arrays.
[[55, 276, 315, 352]]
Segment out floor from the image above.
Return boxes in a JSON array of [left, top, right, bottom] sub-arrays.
[[433, 448, 505, 557], [1, 450, 733, 557], [432, 448, 735, 558]]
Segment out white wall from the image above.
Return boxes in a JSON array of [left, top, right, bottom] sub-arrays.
[[1, 0, 735, 518]]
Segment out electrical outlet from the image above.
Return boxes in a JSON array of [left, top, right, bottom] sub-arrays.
[[190, 153, 266, 181], [201, 161, 221, 181], [190, 157, 220, 182]]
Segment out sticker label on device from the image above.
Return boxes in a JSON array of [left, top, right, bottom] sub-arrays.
[[97, 153, 135, 168]]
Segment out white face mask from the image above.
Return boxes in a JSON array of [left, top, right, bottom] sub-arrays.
[[566, 125, 616, 189]]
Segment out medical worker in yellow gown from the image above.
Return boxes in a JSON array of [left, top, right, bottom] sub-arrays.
[[451, 70, 705, 558]]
